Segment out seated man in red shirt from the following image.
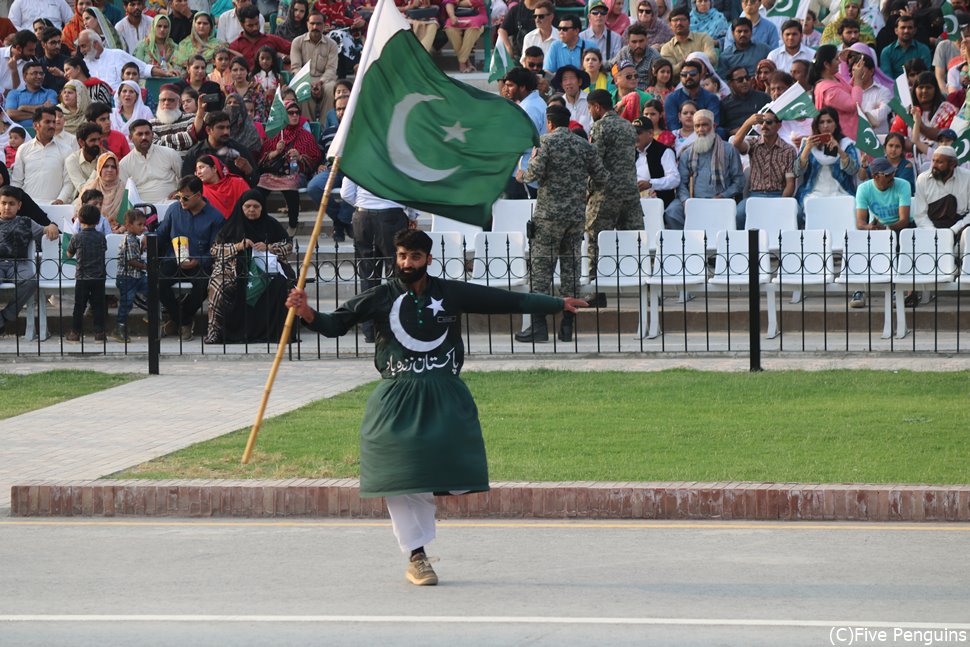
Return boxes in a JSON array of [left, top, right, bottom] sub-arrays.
[[229, 5, 291, 67]]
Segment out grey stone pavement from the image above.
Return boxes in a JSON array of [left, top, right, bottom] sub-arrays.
[[2, 352, 970, 512]]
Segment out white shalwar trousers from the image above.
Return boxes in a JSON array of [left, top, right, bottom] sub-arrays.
[[385, 493, 437, 553]]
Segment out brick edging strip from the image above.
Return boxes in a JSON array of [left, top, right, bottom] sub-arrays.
[[9, 480, 970, 521]]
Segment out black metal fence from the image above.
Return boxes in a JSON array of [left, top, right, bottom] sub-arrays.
[[0, 228, 966, 371]]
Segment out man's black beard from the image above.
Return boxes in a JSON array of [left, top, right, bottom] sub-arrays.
[[84, 145, 100, 158], [396, 264, 428, 284], [932, 167, 954, 182]]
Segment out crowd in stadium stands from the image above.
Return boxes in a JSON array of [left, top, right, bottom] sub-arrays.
[[0, 0, 967, 344]]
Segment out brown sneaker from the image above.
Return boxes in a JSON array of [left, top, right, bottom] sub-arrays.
[[65, 331, 80, 343], [94, 331, 106, 342], [179, 324, 194, 342], [406, 553, 438, 586]]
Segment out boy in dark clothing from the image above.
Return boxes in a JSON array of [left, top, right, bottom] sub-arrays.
[[114, 209, 148, 342], [66, 205, 108, 342], [0, 186, 43, 336]]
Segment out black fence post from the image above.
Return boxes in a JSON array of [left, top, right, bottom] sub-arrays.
[[748, 229, 762, 372], [146, 234, 160, 375]]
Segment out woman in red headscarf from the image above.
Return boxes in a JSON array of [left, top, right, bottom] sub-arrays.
[[195, 155, 251, 219], [256, 100, 322, 234]]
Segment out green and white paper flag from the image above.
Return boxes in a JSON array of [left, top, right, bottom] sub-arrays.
[[888, 72, 915, 128], [117, 177, 143, 222], [329, 0, 540, 226], [855, 107, 884, 158], [953, 128, 970, 164], [766, 0, 811, 20], [942, 0, 960, 41], [767, 84, 818, 121], [263, 61, 314, 139], [488, 39, 512, 83]]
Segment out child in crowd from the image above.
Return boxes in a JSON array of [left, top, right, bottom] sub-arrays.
[[114, 209, 147, 343], [65, 204, 108, 343], [802, 10, 820, 48], [85, 102, 130, 159], [254, 46, 282, 96], [121, 62, 149, 103], [701, 75, 721, 97], [5, 127, 25, 170], [68, 189, 113, 235], [0, 186, 43, 336], [181, 88, 199, 114], [209, 49, 232, 92]]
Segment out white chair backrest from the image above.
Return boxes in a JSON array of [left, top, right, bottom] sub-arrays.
[[640, 198, 665, 239], [152, 202, 176, 223], [491, 199, 534, 235], [470, 232, 527, 284], [426, 231, 466, 280], [105, 233, 125, 280], [840, 230, 895, 280], [432, 214, 483, 248], [42, 204, 75, 227], [596, 230, 651, 283], [652, 230, 708, 280], [894, 228, 957, 278], [776, 229, 835, 282], [712, 230, 771, 281], [744, 197, 798, 247], [39, 235, 75, 281], [684, 198, 737, 246], [803, 196, 856, 250]]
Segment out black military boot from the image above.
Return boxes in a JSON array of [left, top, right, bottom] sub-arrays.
[[558, 311, 575, 342], [514, 317, 548, 343]]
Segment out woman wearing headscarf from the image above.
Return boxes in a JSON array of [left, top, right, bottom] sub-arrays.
[[63, 0, 92, 52], [58, 79, 91, 135], [82, 6, 126, 51], [820, 0, 876, 47], [277, 0, 309, 41], [690, 0, 729, 45], [604, 0, 630, 35], [74, 152, 125, 230], [753, 59, 776, 93], [110, 80, 155, 137], [172, 11, 223, 69], [225, 92, 263, 155], [196, 154, 252, 219], [836, 42, 893, 90], [133, 14, 179, 69], [205, 189, 294, 345], [256, 100, 322, 232], [628, 0, 672, 47]]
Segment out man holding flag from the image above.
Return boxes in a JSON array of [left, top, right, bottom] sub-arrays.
[[280, 0, 589, 586]]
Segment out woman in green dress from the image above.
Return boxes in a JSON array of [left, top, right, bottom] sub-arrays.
[[133, 14, 179, 70], [172, 11, 224, 70]]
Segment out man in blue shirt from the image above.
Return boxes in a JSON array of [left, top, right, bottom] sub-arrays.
[[5, 62, 58, 127], [879, 15, 931, 79], [718, 18, 771, 78], [544, 15, 592, 74], [664, 59, 721, 130], [156, 175, 226, 341], [503, 66, 547, 199], [724, 0, 779, 50]]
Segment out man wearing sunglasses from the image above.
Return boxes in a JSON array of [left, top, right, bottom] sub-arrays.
[[720, 65, 770, 135], [663, 59, 720, 130], [544, 14, 592, 74], [659, 5, 717, 76], [731, 109, 796, 228], [580, 0, 621, 61], [609, 23, 659, 89], [520, 0, 558, 64]]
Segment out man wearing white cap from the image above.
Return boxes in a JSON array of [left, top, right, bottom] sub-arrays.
[[913, 146, 970, 235]]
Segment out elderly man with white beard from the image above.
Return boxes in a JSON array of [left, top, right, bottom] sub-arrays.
[[663, 109, 745, 229], [76, 29, 175, 92], [150, 84, 202, 154]]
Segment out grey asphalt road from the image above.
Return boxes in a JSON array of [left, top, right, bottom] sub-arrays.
[[1, 518, 968, 647]]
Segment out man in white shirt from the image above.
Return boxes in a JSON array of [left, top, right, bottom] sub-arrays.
[[65, 123, 103, 198], [553, 64, 592, 131], [633, 116, 678, 207], [9, 0, 73, 30], [766, 20, 815, 73], [217, 0, 265, 44], [913, 147, 970, 235], [855, 53, 892, 135], [579, 0, 621, 61], [119, 120, 182, 202], [11, 107, 74, 204], [114, 0, 151, 53], [77, 29, 173, 90], [0, 31, 40, 94], [290, 11, 339, 115], [520, 0, 558, 65]]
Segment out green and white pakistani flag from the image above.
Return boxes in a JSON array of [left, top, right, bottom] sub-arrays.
[[117, 178, 142, 222], [767, 84, 818, 121], [766, 0, 810, 20], [942, 0, 961, 41], [888, 72, 915, 128], [489, 39, 512, 83], [855, 107, 884, 157], [953, 127, 970, 164], [329, 0, 539, 226], [264, 61, 314, 139]]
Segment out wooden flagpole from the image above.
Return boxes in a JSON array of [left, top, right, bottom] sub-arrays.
[[241, 157, 342, 464]]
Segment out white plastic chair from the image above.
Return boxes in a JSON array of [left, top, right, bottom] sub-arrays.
[[491, 199, 534, 250], [41, 204, 75, 229], [426, 231, 466, 280], [744, 196, 798, 253], [36, 236, 76, 340], [644, 230, 707, 339], [431, 214, 483, 249], [104, 233, 125, 293], [835, 230, 895, 339], [640, 198, 665, 251], [803, 195, 856, 253], [892, 229, 958, 339], [469, 231, 530, 331], [684, 198, 737, 251], [596, 230, 652, 337], [767, 229, 836, 338]]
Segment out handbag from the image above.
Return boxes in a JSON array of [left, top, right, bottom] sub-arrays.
[[454, 6, 478, 16], [405, 6, 439, 19]]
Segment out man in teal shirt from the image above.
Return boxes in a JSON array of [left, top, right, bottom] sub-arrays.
[[879, 15, 931, 78], [855, 157, 911, 231]]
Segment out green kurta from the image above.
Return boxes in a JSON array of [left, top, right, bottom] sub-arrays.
[[305, 277, 563, 498]]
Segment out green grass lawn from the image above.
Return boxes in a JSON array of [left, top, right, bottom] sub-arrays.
[[113, 369, 970, 485], [0, 370, 136, 420]]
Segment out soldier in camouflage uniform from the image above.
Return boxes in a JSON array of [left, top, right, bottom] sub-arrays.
[[515, 105, 606, 343], [585, 89, 644, 307]]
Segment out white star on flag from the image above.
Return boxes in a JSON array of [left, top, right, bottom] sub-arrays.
[[441, 122, 470, 143], [426, 298, 446, 316]]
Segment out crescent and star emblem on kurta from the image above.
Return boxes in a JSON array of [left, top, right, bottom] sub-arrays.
[[389, 293, 448, 352], [387, 93, 468, 182]]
